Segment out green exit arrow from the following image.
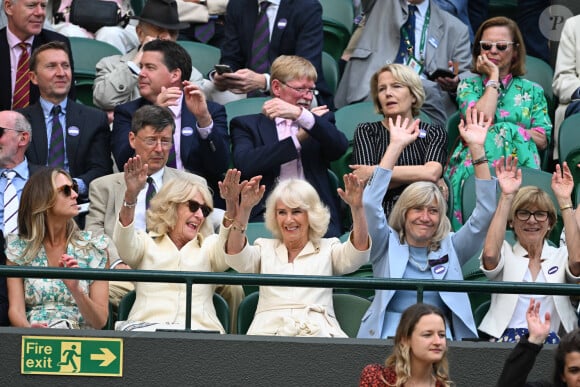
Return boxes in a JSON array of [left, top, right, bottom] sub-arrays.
[[90, 348, 116, 367]]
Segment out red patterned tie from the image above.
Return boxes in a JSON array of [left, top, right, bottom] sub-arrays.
[[12, 42, 30, 109]]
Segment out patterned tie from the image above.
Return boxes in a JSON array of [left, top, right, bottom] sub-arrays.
[[12, 42, 30, 109], [194, 19, 216, 44], [396, 5, 417, 64], [249, 1, 271, 73], [166, 143, 177, 168], [3, 170, 19, 234], [48, 105, 65, 168], [145, 176, 156, 210]]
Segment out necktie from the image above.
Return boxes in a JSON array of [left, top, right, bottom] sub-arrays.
[[48, 105, 65, 168], [3, 170, 19, 234], [194, 19, 216, 44], [166, 143, 177, 168], [12, 42, 30, 109], [145, 176, 156, 210], [249, 1, 271, 73], [396, 5, 417, 64]]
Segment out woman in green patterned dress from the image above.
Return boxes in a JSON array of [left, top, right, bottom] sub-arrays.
[[445, 16, 552, 231]]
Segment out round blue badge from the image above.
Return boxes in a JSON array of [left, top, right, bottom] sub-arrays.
[[181, 127, 194, 136], [67, 126, 80, 136]]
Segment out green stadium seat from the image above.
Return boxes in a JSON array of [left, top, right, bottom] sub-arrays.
[[176, 40, 221, 77], [69, 37, 122, 80]]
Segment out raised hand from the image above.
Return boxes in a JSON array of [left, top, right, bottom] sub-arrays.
[[526, 298, 550, 345], [60, 254, 80, 293], [337, 173, 364, 208], [219, 169, 245, 217], [123, 155, 148, 199], [349, 164, 374, 184], [183, 81, 212, 127], [387, 115, 420, 148], [155, 86, 182, 108], [552, 162, 574, 201], [475, 53, 499, 79], [495, 156, 521, 195], [459, 106, 492, 147], [262, 97, 302, 120], [240, 175, 265, 211]]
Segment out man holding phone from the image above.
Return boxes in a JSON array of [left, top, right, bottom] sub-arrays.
[[211, 0, 334, 108]]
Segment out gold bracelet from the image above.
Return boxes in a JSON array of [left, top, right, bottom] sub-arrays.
[[232, 223, 247, 233], [560, 204, 574, 212], [223, 214, 234, 223], [123, 199, 137, 208]]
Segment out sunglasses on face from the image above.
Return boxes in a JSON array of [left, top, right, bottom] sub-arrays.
[[0, 127, 23, 138], [515, 209, 549, 222], [56, 181, 79, 197], [479, 41, 514, 52], [188, 200, 212, 217]]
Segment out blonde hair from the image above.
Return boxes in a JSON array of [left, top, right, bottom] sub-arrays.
[[17, 168, 81, 262], [370, 63, 425, 118], [385, 304, 452, 387], [147, 178, 213, 236], [270, 55, 317, 85], [388, 181, 450, 251], [264, 179, 329, 243]]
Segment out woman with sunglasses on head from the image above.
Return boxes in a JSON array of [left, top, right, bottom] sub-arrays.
[[113, 155, 232, 332], [221, 169, 370, 337], [479, 160, 580, 343], [6, 168, 109, 329], [445, 16, 552, 231], [359, 303, 451, 387]]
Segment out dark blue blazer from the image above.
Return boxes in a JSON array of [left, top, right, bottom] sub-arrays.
[[0, 27, 75, 111], [19, 100, 112, 193], [231, 112, 348, 237], [221, 0, 333, 108], [112, 98, 231, 205]]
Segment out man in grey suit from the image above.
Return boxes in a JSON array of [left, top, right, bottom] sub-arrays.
[[85, 105, 242, 325], [336, 0, 472, 126]]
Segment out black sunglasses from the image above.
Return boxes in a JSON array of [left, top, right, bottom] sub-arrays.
[[479, 41, 514, 52], [56, 181, 79, 197], [188, 200, 212, 217], [0, 127, 23, 138]]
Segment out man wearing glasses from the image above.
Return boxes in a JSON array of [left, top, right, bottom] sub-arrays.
[[230, 55, 347, 237], [87, 104, 242, 319], [111, 39, 229, 208]]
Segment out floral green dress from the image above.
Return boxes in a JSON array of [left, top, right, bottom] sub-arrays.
[[6, 231, 108, 328], [445, 74, 552, 230]]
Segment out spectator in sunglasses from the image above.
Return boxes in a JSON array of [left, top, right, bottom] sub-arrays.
[[221, 169, 370, 337], [478, 161, 580, 343], [5, 167, 109, 329], [113, 155, 234, 332], [445, 16, 552, 231]]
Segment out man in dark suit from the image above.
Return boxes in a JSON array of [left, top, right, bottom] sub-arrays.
[[19, 41, 112, 200], [230, 55, 348, 237], [0, 0, 75, 111], [212, 0, 333, 108], [112, 39, 230, 207]]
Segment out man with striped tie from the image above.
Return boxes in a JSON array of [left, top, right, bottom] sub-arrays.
[[0, 110, 42, 235], [18, 41, 112, 202], [0, 0, 75, 111]]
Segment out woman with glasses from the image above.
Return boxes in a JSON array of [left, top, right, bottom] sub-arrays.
[[445, 16, 552, 231], [351, 63, 448, 217], [221, 169, 370, 337], [479, 161, 580, 343], [6, 168, 109, 329], [113, 155, 231, 332]]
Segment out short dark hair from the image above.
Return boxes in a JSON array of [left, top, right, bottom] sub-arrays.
[[553, 330, 580, 387], [142, 39, 192, 82], [131, 105, 175, 134], [29, 41, 70, 72]]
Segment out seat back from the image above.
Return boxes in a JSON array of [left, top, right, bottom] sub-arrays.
[[69, 37, 122, 79], [225, 97, 270, 127], [558, 114, 580, 167], [320, 0, 354, 34], [237, 291, 259, 335], [333, 293, 371, 338], [335, 101, 383, 142], [322, 51, 339, 95], [246, 222, 272, 244], [176, 41, 221, 77], [117, 290, 230, 332], [446, 111, 461, 155]]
